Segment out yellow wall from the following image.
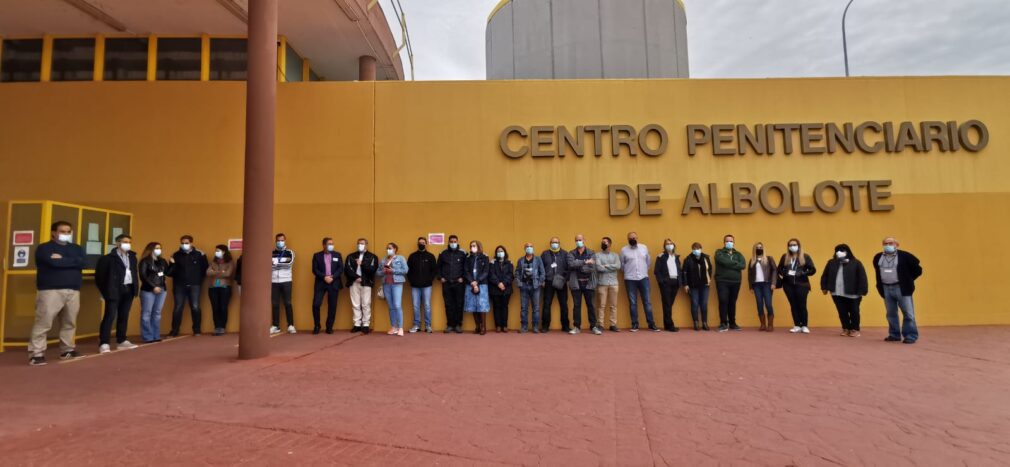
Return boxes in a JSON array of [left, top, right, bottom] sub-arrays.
[[1, 77, 1008, 340]]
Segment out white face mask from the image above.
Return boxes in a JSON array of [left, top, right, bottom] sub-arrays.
[[215, 250, 224, 259], [120, 243, 132, 252], [357, 244, 366, 252], [497, 251, 505, 259], [836, 251, 847, 259], [57, 233, 73, 243], [471, 246, 479, 254], [665, 244, 674, 252], [386, 248, 394, 256], [788, 245, 799, 253], [153, 248, 162, 257], [181, 243, 192, 252], [326, 244, 335, 252]]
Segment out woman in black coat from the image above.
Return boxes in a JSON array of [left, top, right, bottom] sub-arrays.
[[820, 244, 869, 337], [488, 245, 514, 333], [777, 238, 817, 334]]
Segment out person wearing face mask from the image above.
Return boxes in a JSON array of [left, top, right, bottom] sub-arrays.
[[540, 236, 570, 333], [167, 234, 208, 337], [821, 244, 868, 337], [407, 237, 437, 333], [95, 234, 140, 354], [714, 235, 746, 332], [654, 239, 682, 332], [377, 243, 409, 336], [269, 233, 297, 335], [621, 232, 658, 332], [345, 238, 379, 334], [777, 238, 817, 334], [594, 237, 622, 332], [681, 243, 713, 331], [206, 244, 235, 336], [747, 242, 778, 332], [515, 243, 546, 333], [138, 242, 169, 343], [311, 237, 343, 335], [463, 241, 491, 335], [873, 237, 922, 344], [488, 245, 514, 333], [29, 221, 86, 365], [437, 234, 467, 333], [566, 234, 599, 335]]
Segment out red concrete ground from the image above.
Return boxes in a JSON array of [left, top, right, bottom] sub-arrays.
[[1, 326, 1009, 466]]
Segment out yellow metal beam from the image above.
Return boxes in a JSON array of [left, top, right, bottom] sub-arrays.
[[200, 34, 210, 81], [40, 35, 53, 82], [147, 35, 157, 81], [93, 35, 105, 81], [277, 36, 286, 83], [302, 58, 310, 82]]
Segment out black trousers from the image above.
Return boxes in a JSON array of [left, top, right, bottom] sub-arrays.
[[571, 286, 596, 329], [716, 281, 741, 327], [271, 282, 294, 327], [832, 295, 862, 331], [783, 284, 810, 327], [658, 280, 679, 329], [209, 287, 232, 330], [171, 284, 202, 334], [491, 293, 510, 328], [442, 281, 465, 327], [312, 281, 340, 330], [542, 285, 569, 330], [100, 285, 135, 345]]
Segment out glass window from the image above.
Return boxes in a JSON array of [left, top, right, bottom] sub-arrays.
[[284, 43, 303, 82], [1, 39, 43, 82], [156, 38, 201, 80], [104, 38, 148, 81], [209, 38, 246, 81], [51, 38, 95, 81]]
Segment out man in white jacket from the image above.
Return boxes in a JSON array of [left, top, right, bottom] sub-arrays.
[[271, 233, 296, 334]]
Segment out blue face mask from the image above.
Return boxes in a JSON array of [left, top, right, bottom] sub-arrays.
[[884, 245, 897, 254], [276, 241, 285, 249], [725, 242, 734, 250], [497, 251, 505, 259], [575, 240, 584, 248], [550, 242, 560, 250], [693, 249, 701, 256], [449, 242, 458, 250], [525, 247, 534, 255]]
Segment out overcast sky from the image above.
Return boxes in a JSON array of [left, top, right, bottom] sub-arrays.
[[381, 0, 1010, 80]]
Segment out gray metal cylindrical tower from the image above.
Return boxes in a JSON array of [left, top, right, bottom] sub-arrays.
[[486, 0, 689, 80]]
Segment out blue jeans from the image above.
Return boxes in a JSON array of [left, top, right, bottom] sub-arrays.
[[753, 282, 774, 317], [411, 286, 432, 329], [140, 290, 167, 342], [520, 287, 541, 329], [883, 284, 918, 341], [384, 283, 404, 328], [689, 285, 710, 323], [624, 278, 655, 328]]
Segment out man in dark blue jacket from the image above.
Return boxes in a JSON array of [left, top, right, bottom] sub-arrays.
[[311, 237, 343, 334], [95, 234, 140, 353], [167, 235, 209, 337], [873, 237, 923, 344], [437, 235, 467, 333], [28, 221, 85, 366]]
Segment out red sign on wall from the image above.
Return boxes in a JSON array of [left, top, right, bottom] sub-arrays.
[[228, 239, 243, 251], [12, 231, 34, 246]]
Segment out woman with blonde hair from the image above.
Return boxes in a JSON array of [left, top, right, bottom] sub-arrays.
[[747, 242, 778, 331], [777, 238, 817, 334]]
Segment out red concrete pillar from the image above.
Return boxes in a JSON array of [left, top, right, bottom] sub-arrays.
[[359, 55, 377, 81], [239, 0, 277, 360]]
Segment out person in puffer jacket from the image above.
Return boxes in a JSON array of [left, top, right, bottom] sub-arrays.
[[270, 233, 296, 335]]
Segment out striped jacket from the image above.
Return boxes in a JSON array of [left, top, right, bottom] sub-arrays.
[[271, 248, 295, 283]]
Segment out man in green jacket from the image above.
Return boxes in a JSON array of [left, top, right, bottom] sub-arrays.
[[714, 234, 746, 332]]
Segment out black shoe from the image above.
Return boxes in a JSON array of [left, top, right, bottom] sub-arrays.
[[717, 325, 729, 332], [351, 326, 361, 333], [609, 325, 620, 332], [693, 321, 700, 331], [729, 324, 742, 331], [884, 336, 902, 342], [648, 324, 661, 332], [702, 323, 710, 331], [312, 327, 321, 335], [630, 326, 639, 332], [902, 339, 916, 344], [454, 326, 463, 334], [167, 331, 179, 338], [362, 327, 371, 335], [443, 327, 453, 334], [29, 355, 47, 366], [325, 329, 334, 334], [561, 327, 571, 333], [667, 327, 679, 332], [540, 327, 549, 333], [59, 350, 83, 360]]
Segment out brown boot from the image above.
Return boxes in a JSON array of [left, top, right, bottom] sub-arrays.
[[473, 314, 481, 334], [479, 314, 487, 335], [758, 314, 767, 331], [766, 314, 774, 332]]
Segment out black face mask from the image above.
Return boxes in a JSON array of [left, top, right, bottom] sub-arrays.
[[601, 243, 609, 251], [418, 244, 426, 251], [756, 248, 764, 256], [629, 239, 638, 247]]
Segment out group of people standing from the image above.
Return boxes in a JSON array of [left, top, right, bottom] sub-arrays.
[[25, 221, 924, 366]]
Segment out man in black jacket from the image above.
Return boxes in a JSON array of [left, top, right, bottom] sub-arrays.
[[437, 235, 467, 333], [168, 235, 209, 337], [541, 237, 569, 333], [873, 237, 923, 344], [311, 237, 343, 334], [95, 234, 140, 353], [345, 238, 379, 334], [29, 221, 86, 366], [407, 237, 437, 333]]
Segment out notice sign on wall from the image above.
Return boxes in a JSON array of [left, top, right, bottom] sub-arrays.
[[13, 246, 29, 268], [228, 239, 243, 251], [12, 230, 34, 246], [428, 233, 445, 246]]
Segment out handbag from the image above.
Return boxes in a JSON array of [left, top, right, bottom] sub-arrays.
[[552, 273, 567, 290], [376, 286, 385, 300]]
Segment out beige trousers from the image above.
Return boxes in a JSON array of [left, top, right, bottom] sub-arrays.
[[596, 284, 619, 328], [350, 282, 372, 327], [29, 289, 80, 356]]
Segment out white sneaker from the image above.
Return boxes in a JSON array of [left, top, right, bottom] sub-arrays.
[[789, 326, 801, 333], [287, 325, 297, 334], [801, 326, 811, 334], [269, 326, 281, 335], [409, 326, 419, 333], [117, 340, 138, 350], [99, 344, 111, 354]]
